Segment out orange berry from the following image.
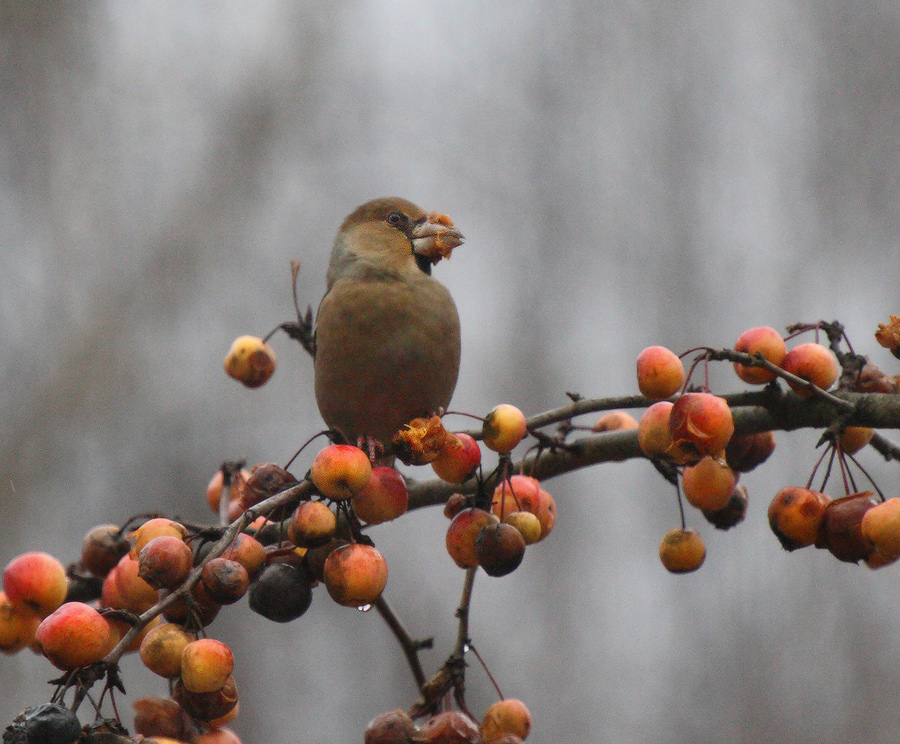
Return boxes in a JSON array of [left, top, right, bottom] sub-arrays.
[[446, 509, 498, 569], [658, 529, 706, 573], [767, 487, 830, 551], [861, 497, 900, 562], [140, 622, 195, 679], [352, 466, 409, 525], [205, 468, 251, 516], [839, 426, 874, 455], [223, 335, 276, 388], [3, 552, 68, 618], [138, 536, 193, 590], [431, 432, 482, 484], [593, 410, 639, 432], [667, 393, 734, 464], [311, 445, 372, 501], [0, 592, 41, 653], [222, 533, 266, 579], [323, 544, 388, 607], [733, 326, 786, 384], [636, 345, 684, 399], [780, 343, 839, 396], [638, 401, 674, 457], [682, 456, 736, 512], [482, 404, 527, 453], [288, 500, 338, 548], [482, 698, 532, 742], [35, 602, 113, 670], [129, 518, 187, 559], [181, 638, 235, 693], [101, 554, 158, 614]]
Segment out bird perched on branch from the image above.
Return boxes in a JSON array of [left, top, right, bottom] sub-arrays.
[[313, 197, 464, 454]]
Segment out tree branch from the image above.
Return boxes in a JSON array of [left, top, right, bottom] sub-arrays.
[[373, 595, 431, 691], [407, 567, 477, 718], [409, 391, 900, 511], [102, 482, 310, 667]]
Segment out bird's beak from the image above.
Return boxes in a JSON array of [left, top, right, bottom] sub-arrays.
[[411, 211, 465, 264]]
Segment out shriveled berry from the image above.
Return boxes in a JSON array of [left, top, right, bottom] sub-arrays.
[[138, 536, 193, 590], [248, 563, 313, 622], [413, 710, 481, 744], [173, 675, 238, 722], [474, 523, 526, 577], [365, 708, 418, 744], [81, 524, 130, 578], [132, 696, 197, 741], [201, 558, 250, 604], [702, 485, 749, 531], [724, 431, 775, 472], [768, 487, 830, 551], [818, 492, 877, 563], [239, 462, 298, 511], [4, 703, 81, 744]]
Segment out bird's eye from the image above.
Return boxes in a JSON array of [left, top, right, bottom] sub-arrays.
[[386, 211, 407, 227]]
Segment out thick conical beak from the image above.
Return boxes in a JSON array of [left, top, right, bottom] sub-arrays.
[[411, 211, 465, 264]]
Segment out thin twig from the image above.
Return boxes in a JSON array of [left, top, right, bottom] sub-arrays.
[[451, 567, 477, 716], [407, 568, 478, 718], [373, 595, 430, 690], [466, 643, 504, 699], [103, 481, 310, 666], [409, 392, 900, 511], [456, 346, 890, 442], [454, 568, 477, 657]]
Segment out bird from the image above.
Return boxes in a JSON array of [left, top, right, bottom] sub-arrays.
[[313, 197, 464, 455]]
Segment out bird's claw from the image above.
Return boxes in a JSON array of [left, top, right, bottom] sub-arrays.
[[358, 435, 386, 465]]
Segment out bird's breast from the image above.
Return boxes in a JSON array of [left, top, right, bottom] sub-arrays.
[[313, 275, 461, 446]]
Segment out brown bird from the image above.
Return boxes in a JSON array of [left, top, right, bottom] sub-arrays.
[[314, 197, 464, 453]]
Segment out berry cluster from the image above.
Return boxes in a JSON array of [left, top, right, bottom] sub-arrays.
[[365, 699, 531, 744], [0, 393, 550, 743], [633, 322, 900, 574], [6, 318, 900, 743]]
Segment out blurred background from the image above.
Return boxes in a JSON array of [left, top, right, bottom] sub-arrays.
[[3, 2, 900, 742]]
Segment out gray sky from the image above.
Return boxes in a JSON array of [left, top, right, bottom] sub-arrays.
[[2, 2, 900, 742]]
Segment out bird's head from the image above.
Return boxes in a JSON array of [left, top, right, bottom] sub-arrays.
[[326, 197, 464, 287]]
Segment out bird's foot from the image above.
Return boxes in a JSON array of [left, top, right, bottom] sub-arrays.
[[358, 435, 387, 465]]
